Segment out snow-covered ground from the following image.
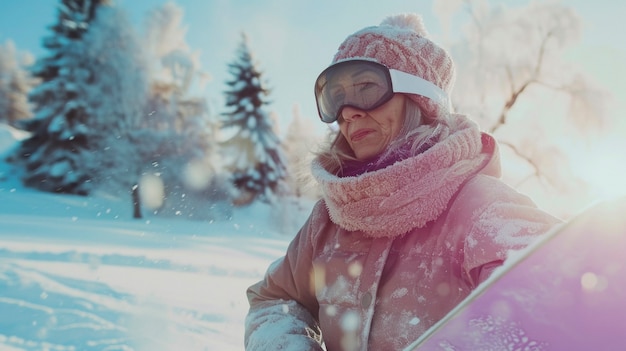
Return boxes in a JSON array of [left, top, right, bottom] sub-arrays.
[[0, 124, 313, 351]]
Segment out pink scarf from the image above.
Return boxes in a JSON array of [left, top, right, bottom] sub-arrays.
[[311, 115, 490, 238]]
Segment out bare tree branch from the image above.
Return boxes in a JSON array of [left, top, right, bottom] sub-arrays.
[[499, 140, 555, 189], [490, 75, 535, 134], [456, 2, 588, 198], [489, 29, 556, 134]]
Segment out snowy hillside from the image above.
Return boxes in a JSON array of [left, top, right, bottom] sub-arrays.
[[0, 123, 313, 350]]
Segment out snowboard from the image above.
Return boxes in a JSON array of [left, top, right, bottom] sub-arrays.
[[404, 196, 626, 351]]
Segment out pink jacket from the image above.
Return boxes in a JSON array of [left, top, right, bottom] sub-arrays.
[[245, 116, 561, 350]]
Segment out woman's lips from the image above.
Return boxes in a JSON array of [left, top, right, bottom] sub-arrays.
[[350, 129, 374, 142]]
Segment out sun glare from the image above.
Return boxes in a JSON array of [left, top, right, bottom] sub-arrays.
[[571, 137, 626, 201]]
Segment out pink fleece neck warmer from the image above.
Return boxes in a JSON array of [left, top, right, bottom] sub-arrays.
[[312, 115, 489, 238]]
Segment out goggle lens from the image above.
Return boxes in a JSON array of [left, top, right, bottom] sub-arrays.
[[314, 60, 393, 123]]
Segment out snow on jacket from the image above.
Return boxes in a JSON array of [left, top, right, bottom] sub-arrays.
[[245, 115, 562, 351]]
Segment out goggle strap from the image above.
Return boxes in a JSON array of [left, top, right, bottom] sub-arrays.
[[389, 69, 451, 111]]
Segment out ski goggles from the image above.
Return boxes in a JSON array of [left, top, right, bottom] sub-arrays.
[[314, 59, 450, 123]]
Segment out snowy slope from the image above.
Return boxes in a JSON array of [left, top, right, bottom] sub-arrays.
[[0, 123, 313, 350]]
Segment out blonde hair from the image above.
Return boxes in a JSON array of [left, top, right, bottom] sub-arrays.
[[315, 95, 456, 175]]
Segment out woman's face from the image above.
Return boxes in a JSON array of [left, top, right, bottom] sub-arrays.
[[338, 94, 406, 160]]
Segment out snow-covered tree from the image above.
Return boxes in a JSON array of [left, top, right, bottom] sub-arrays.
[[0, 40, 36, 127], [283, 104, 322, 200], [141, 1, 219, 153], [221, 33, 287, 205], [434, 0, 608, 216], [11, 0, 149, 195], [78, 4, 149, 192], [12, 0, 110, 195], [135, 2, 230, 220], [142, 2, 211, 131]]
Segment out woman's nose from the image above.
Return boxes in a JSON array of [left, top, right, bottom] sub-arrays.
[[340, 106, 365, 123]]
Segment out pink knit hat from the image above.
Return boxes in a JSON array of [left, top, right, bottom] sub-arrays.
[[332, 13, 455, 117]]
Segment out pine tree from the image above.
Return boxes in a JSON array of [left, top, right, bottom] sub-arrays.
[[11, 0, 148, 195], [221, 33, 287, 204], [13, 0, 108, 195], [78, 4, 148, 192], [0, 40, 35, 127]]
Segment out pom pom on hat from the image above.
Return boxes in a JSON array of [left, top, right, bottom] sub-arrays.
[[332, 13, 455, 117], [380, 13, 429, 37]]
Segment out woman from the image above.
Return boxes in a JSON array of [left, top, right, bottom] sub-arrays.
[[244, 13, 561, 351]]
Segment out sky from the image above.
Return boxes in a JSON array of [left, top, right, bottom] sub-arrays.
[[0, 0, 624, 138]]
